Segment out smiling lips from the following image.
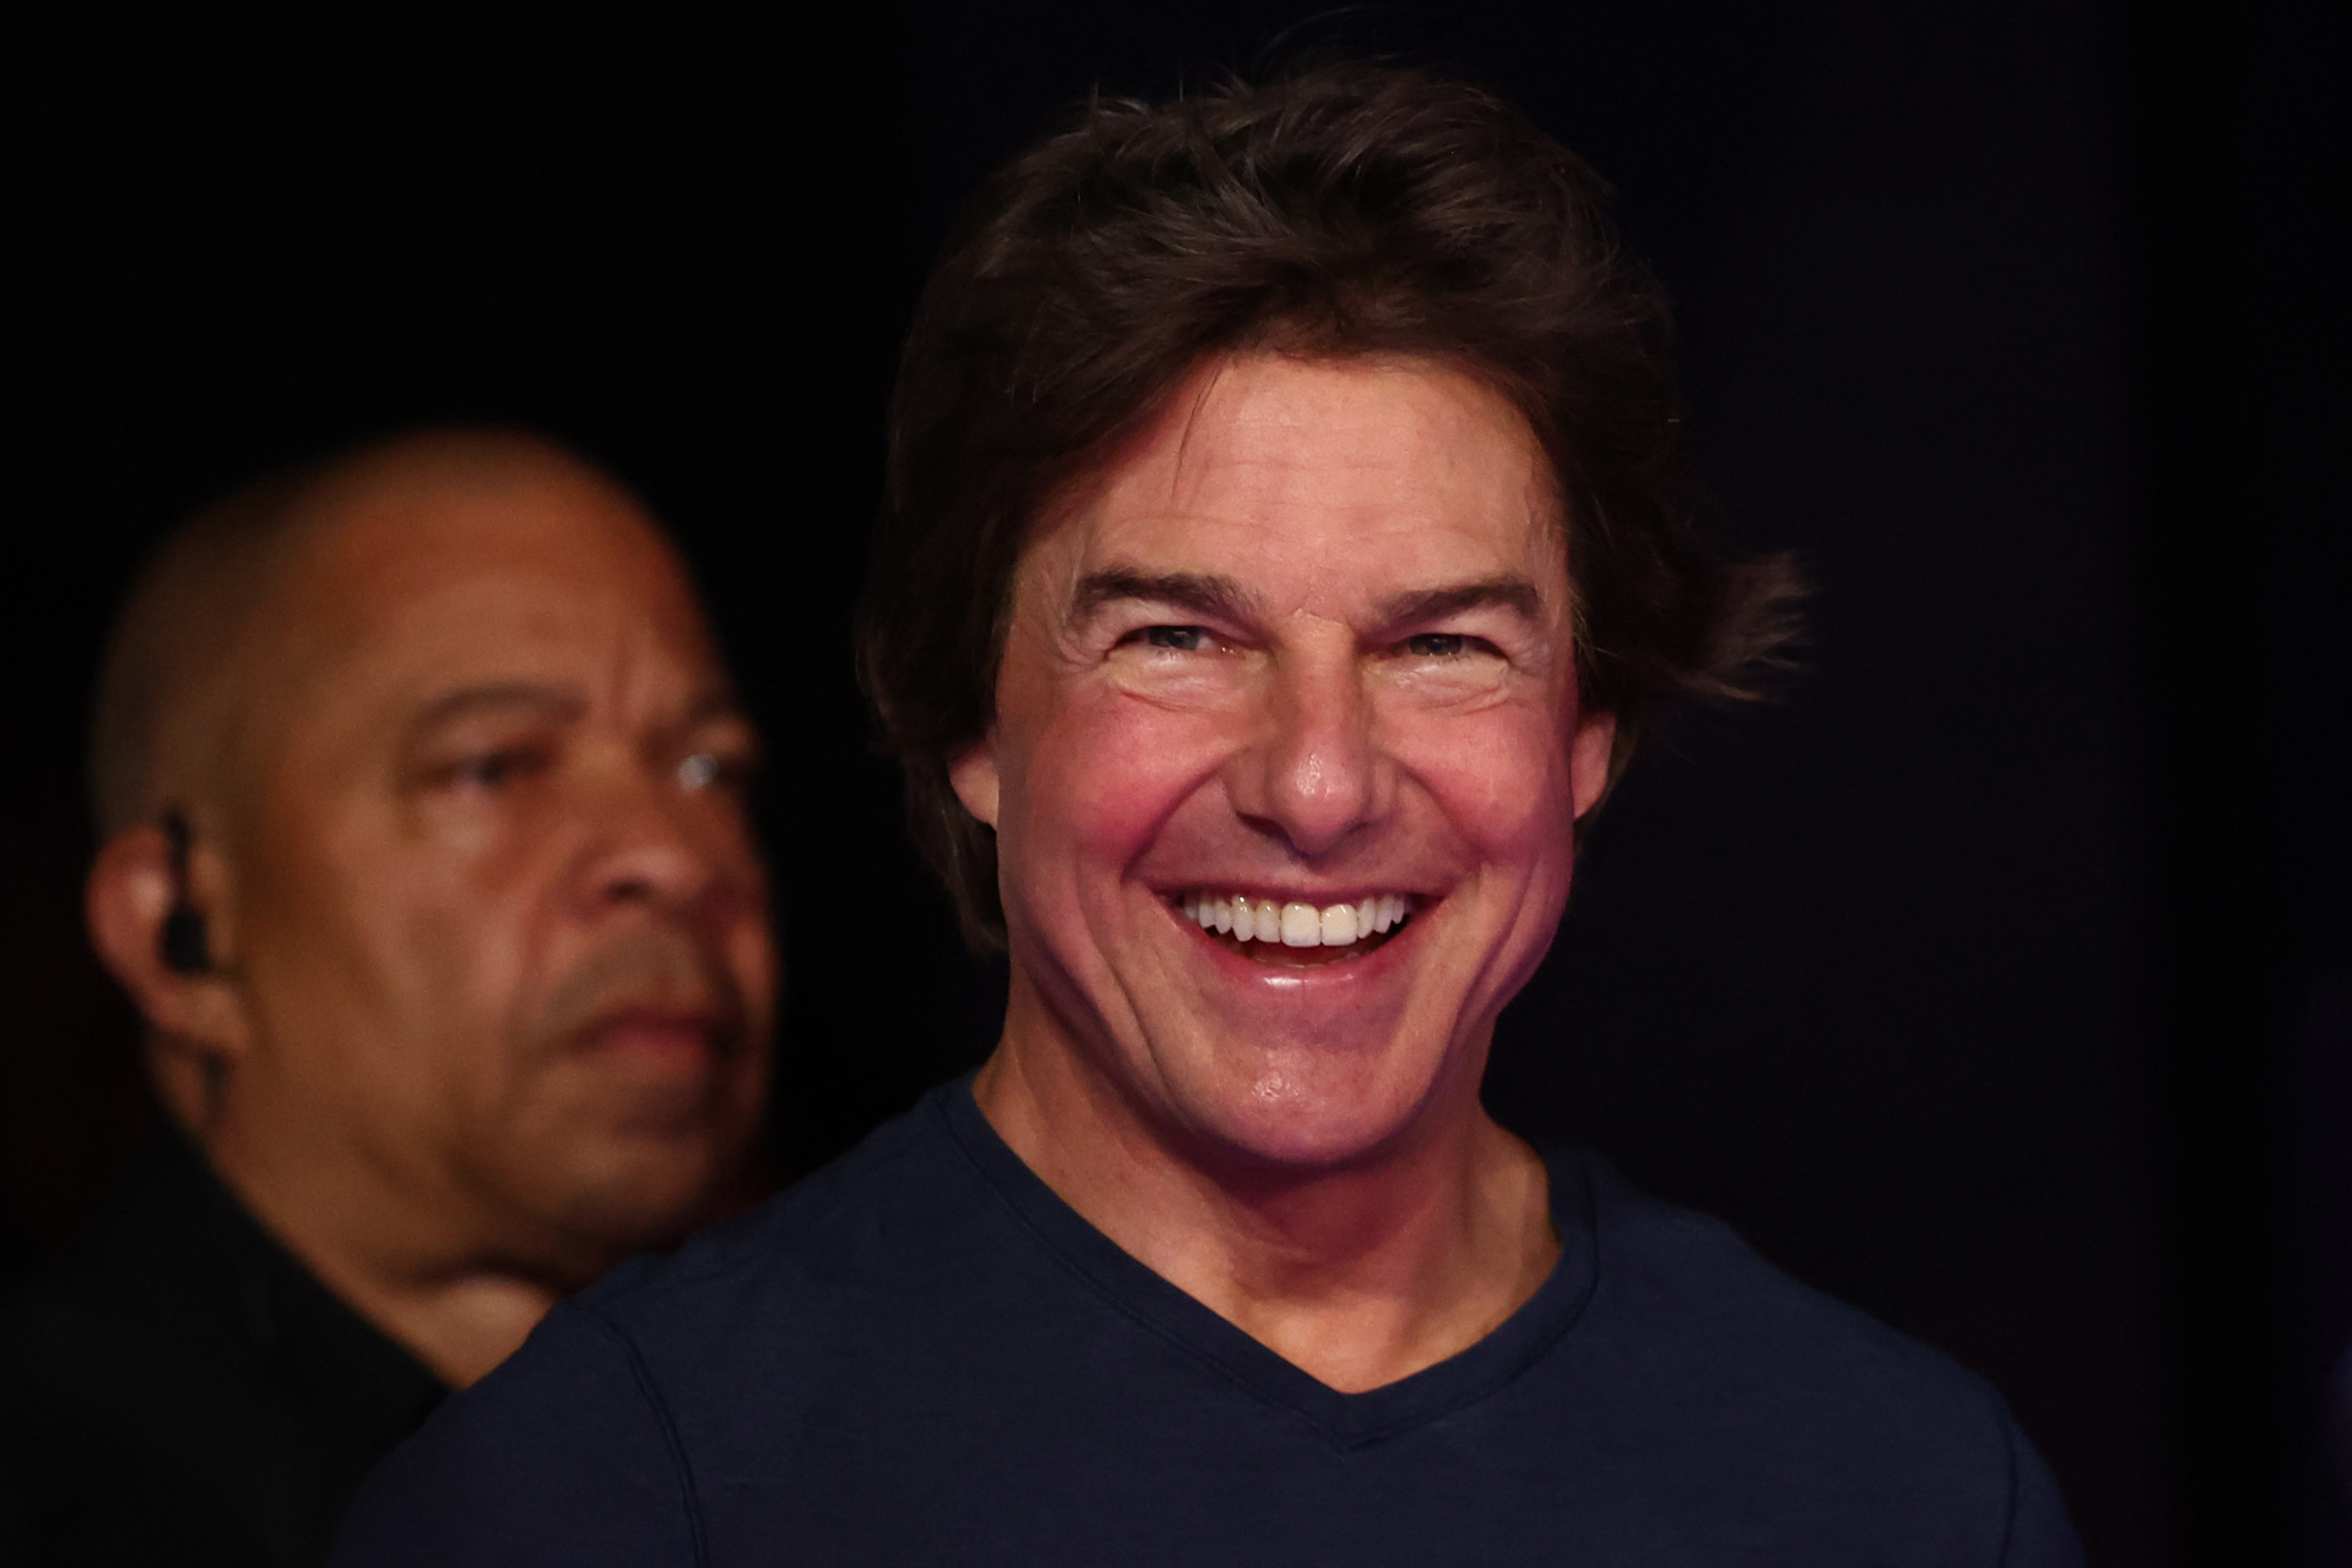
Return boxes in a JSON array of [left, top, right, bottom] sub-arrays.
[[1174, 891, 1414, 961]]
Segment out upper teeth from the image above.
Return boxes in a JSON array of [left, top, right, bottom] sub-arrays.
[[1177, 892, 1410, 947]]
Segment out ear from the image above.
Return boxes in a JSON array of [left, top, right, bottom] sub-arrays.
[[1567, 710, 1619, 822], [946, 736, 1003, 829], [85, 825, 252, 1062]]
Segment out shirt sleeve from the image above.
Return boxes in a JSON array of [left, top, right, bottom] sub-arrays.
[[1998, 1413, 2086, 1568], [329, 1302, 702, 1568]]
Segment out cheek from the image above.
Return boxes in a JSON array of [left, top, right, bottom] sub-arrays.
[[332, 808, 539, 1050], [1007, 691, 1226, 893], [726, 918, 781, 1032], [1396, 703, 1579, 872]]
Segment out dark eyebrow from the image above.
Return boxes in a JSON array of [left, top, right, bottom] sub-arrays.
[[1377, 576, 1547, 629], [1072, 568, 1260, 626]]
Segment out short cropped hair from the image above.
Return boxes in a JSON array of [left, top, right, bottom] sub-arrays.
[[858, 62, 1802, 949], [89, 429, 604, 844], [88, 465, 327, 841]]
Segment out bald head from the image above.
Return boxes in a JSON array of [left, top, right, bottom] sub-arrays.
[[81, 430, 775, 1381], [89, 430, 672, 841]]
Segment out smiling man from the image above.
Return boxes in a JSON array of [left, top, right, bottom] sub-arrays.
[[334, 67, 2081, 1566], [0, 431, 772, 1566]]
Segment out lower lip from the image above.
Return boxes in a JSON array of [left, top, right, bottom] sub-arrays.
[[582, 1018, 725, 1069]]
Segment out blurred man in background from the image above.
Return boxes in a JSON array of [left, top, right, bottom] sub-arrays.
[[0, 431, 775, 1566]]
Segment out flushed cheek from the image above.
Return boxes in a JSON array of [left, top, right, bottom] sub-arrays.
[[1403, 712, 1578, 869], [1011, 696, 1228, 898]]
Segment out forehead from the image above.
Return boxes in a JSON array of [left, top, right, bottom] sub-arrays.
[[263, 460, 721, 720], [1034, 354, 1565, 604]]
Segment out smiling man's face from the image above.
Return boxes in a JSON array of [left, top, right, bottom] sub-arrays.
[[954, 354, 1614, 1168]]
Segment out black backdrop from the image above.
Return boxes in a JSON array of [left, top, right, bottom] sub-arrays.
[[5, 4, 2344, 1564]]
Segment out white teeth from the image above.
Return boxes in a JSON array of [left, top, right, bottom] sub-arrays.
[[1180, 891, 1414, 949]]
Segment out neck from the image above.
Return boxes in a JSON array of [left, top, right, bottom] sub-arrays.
[[974, 975, 1557, 1394], [191, 1098, 572, 1390]]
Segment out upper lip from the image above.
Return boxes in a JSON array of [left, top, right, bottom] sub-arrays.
[[1158, 884, 1426, 904]]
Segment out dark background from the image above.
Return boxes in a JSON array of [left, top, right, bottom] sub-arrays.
[[4, 2, 2344, 1563]]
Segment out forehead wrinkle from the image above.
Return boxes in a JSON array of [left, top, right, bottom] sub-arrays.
[[1165, 355, 1531, 528], [1064, 355, 1570, 635]]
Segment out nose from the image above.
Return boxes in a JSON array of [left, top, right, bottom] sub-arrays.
[[1227, 630, 1389, 859], [572, 758, 757, 922]]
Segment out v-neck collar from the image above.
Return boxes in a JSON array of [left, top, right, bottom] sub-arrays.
[[937, 1077, 1599, 1450]]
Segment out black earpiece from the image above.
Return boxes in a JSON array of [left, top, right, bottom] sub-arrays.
[[158, 810, 212, 976]]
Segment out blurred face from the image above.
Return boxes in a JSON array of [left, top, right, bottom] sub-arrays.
[[958, 354, 1613, 1168], [226, 456, 773, 1271]]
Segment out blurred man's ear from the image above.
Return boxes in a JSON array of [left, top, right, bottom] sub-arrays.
[[85, 822, 251, 1129]]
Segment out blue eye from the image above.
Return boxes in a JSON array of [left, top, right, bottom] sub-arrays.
[[1406, 633, 1470, 657], [1145, 626, 1210, 652]]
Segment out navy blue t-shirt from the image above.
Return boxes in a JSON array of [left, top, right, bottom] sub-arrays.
[[335, 1080, 2082, 1566]]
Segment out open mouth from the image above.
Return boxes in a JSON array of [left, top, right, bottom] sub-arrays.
[[1171, 891, 1416, 966]]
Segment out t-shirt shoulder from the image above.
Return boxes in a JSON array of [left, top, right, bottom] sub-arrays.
[[335, 1304, 699, 1568], [1576, 1149, 2001, 1410], [1565, 1149, 2076, 1563], [567, 1084, 981, 1334], [332, 1089, 990, 1566]]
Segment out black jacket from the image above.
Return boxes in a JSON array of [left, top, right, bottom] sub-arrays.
[[0, 1134, 443, 1566]]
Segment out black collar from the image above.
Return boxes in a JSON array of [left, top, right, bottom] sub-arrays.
[[73, 1130, 448, 1454]]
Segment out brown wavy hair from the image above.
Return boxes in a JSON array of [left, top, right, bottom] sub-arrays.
[[858, 62, 1802, 950]]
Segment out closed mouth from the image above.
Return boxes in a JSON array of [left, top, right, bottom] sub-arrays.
[[579, 1005, 738, 1062]]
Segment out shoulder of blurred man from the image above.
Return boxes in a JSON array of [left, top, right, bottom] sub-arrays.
[[330, 1077, 2081, 1568], [0, 1132, 444, 1568]]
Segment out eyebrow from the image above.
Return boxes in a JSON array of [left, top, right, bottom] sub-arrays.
[[1377, 576, 1546, 628], [1073, 569, 1548, 634], [405, 681, 750, 735], [405, 682, 586, 736], [1072, 568, 1261, 626]]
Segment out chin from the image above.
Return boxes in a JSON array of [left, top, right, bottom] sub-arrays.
[[525, 1048, 764, 1230], [1159, 1045, 1444, 1173], [489, 1120, 750, 1270]]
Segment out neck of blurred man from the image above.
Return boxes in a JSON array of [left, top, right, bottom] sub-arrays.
[[151, 1036, 570, 1390]]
